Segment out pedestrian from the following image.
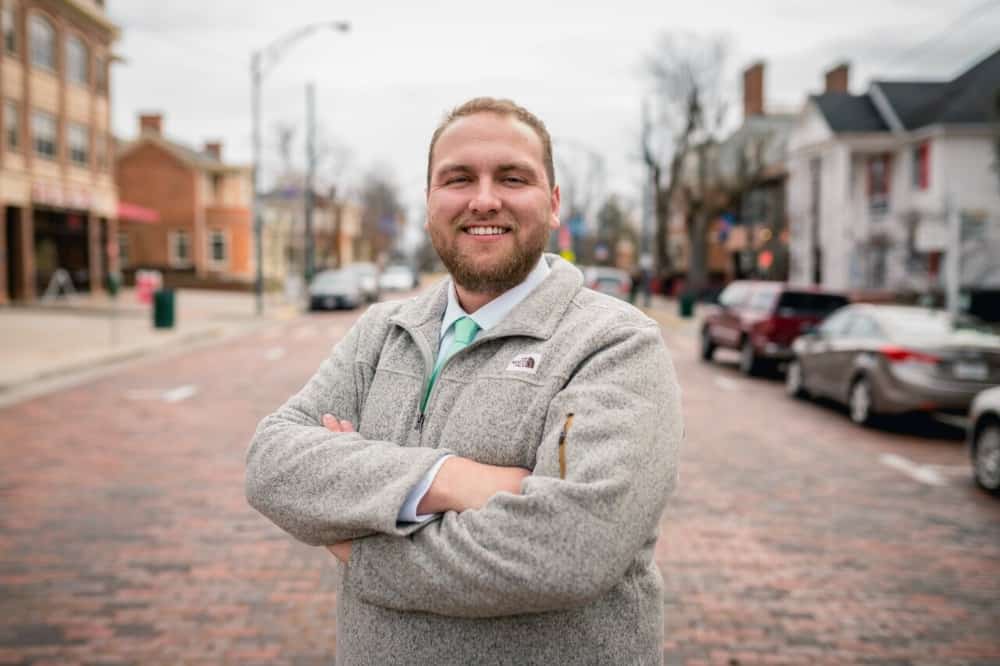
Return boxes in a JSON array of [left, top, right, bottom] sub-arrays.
[[246, 97, 683, 665]]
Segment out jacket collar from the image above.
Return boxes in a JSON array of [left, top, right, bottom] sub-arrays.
[[389, 253, 582, 343]]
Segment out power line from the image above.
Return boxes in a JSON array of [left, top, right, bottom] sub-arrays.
[[882, 0, 1000, 69]]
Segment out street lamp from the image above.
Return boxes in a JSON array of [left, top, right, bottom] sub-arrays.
[[251, 20, 350, 315]]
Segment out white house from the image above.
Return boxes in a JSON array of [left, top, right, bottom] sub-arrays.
[[786, 51, 1000, 296]]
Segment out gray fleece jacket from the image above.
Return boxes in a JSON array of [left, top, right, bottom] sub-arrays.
[[246, 255, 682, 665]]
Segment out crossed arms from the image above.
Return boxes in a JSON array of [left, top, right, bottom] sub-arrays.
[[245, 311, 681, 618]]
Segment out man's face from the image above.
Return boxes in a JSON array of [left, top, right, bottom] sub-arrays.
[[426, 112, 560, 295]]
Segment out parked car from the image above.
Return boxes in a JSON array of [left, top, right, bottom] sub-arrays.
[[968, 386, 1000, 496], [343, 262, 379, 303], [700, 281, 849, 375], [582, 266, 632, 300], [787, 304, 1000, 426], [308, 270, 364, 311], [378, 264, 419, 292]]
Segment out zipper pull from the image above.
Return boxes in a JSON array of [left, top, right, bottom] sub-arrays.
[[415, 412, 425, 432]]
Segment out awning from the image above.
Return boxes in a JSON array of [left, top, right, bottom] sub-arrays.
[[117, 202, 160, 224]]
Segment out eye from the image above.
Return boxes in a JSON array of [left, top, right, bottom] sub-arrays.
[[503, 176, 527, 185], [444, 175, 470, 185]]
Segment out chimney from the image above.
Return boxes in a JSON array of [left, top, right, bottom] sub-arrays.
[[204, 141, 222, 160], [743, 61, 765, 118], [824, 63, 849, 94], [139, 113, 162, 135]]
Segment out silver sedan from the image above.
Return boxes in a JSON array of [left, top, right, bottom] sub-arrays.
[[969, 386, 1000, 496], [786, 304, 1000, 426]]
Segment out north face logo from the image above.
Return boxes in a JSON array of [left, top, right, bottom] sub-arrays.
[[506, 353, 541, 373]]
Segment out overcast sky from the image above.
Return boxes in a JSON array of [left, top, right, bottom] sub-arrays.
[[108, 0, 1000, 226]]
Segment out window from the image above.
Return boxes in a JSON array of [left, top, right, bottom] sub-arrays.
[[28, 14, 54, 71], [31, 109, 56, 159], [4, 99, 19, 152], [117, 233, 129, 268], [67, 122, 88, 166], [66, 34, 88, 85], [866, 154, 892, 214], [845, 315, 883, 339], [95, 54, 107, 94], [208, 230, 227, 266], [169, 231, 192, 266], [911, 142, 930, 190], [2, 2, 17, 56], [818, 309, 854, 338]]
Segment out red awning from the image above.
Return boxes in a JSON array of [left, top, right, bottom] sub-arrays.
[[117, 202, 160, 224]]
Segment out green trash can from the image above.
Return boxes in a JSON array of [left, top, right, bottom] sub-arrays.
[[678, 292, 695, 319], [153, 289, 175, 329]]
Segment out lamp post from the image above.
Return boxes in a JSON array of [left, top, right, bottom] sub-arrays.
[[251, 20, 350, 315]]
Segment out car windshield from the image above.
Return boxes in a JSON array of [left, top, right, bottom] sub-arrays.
[[313, 272, 355, 288], [776, 292, 848, 315]]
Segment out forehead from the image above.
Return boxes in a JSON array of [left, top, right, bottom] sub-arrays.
[[432, 112, 545, 170]]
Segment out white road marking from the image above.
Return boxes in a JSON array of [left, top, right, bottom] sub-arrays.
[[879, 453, 947, 486], [713, 375, 740, 391], [293, 325, 318, 340], [265, 347, 286, 361], [162, 385, 198, 403]]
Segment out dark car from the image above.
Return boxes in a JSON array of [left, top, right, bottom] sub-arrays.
[[700, 281, 849, 375], [582, 266, 632, 301], [308, 270, 364, 311], [787, 304, 1000, 426]]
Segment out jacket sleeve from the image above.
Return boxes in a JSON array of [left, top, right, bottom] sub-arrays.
[[342, 322, 682, 617], [245, 307, 453, 546]]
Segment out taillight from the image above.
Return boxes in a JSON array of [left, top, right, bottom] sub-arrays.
[[880, 346, 940, 364], [754, 319, 775, 336]]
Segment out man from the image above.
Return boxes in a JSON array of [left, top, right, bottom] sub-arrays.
[[246, 97, 682, 665]]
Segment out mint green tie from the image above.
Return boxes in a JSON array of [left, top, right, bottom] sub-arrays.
[[421, 316, 480, 413]]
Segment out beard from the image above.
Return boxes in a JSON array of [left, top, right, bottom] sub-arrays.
[[430, 217, 551, 295]]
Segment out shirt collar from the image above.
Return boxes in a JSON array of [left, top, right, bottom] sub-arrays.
[[440, 255, 551, 339]]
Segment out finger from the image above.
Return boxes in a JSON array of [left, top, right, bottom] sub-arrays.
[[339, 420, 354, 432], [322, 414, 341, 432]]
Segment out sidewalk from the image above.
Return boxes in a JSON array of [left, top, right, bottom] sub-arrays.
[[0, 287, 299, 395]]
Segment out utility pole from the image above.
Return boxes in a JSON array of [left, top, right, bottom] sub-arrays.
[[304, 82, 316, 284], [945, 193, 961, 318], [251, 54, 263, 315]]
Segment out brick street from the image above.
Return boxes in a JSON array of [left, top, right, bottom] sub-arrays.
[[1, 303, 998, 665]]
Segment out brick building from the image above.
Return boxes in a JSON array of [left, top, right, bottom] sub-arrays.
[[0, 0, 119, 304], [115, 113, 254, 288]]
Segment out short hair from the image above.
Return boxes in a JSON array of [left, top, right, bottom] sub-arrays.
[[426, 97, 556, 190]]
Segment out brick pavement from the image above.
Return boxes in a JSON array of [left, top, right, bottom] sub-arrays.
[[0, 301, 998, 665]]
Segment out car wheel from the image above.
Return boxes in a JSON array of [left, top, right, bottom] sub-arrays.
[[786, 359, 808, 398], [848, 377, 876, 426], [973, 421, 1000, 496], [700, 328, 716, 362], [739, 338, 761, 376]]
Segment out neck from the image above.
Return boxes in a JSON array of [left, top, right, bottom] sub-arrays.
[[454, 285, 501, 314]]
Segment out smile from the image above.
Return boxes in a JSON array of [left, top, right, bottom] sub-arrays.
[[463, 226, 510, 236]]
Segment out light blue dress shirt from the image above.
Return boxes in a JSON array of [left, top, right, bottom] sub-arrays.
[[397, 256, 551, 523]]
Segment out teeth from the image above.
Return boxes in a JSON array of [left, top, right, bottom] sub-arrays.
[[466, 226, 507, 236]]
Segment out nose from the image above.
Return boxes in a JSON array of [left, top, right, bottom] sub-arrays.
[[468, 180, 501, 216]]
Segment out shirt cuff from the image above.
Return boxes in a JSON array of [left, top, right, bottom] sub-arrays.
[[397, 454, 453, 523]]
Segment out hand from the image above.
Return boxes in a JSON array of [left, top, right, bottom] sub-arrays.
[[322, 413, 354, 433], [418, 456, 531, 514], [326, 541, 352, 563]]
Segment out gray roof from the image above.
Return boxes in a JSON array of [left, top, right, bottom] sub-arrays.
[[810, 93, 888, 133], [874, 48, 1000, 130]]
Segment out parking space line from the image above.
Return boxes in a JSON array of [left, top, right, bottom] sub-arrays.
[[879, 453, 947, 486]]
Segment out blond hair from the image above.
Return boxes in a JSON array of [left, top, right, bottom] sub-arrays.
[[426, 97, 555, 190]]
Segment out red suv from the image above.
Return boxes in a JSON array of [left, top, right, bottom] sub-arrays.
[[700, 281, 848, 375]]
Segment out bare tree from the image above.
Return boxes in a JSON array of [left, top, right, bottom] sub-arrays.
[[641, 31, 729, 294], [359, 165, 405, 263]]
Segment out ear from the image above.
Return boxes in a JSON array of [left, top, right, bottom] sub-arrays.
[[548, 185, 561, 230]]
